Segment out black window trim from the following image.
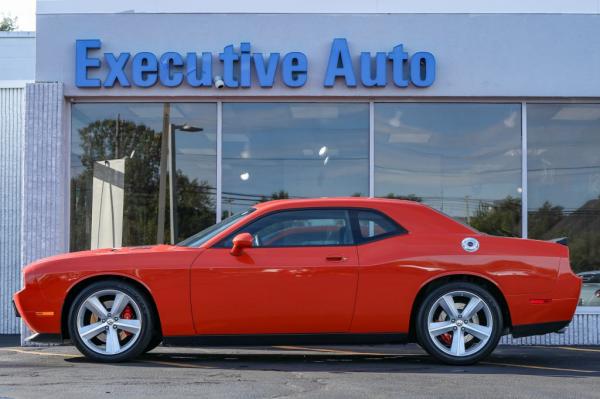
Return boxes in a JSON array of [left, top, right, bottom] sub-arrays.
[[349, 208, 408, 245], [212, 207, 408, 249]]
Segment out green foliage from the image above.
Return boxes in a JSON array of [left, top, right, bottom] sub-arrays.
[[568, 232, 600, 273], [0, 16, 17, 31], [70, 118, 214, 250], [529, 197, 600, 273], [470, 196, 521, 237], [384, 193, 423, 202], [271, 190, 290, 200], [470, 195, 600, 273], [528, 201, 564, 239], [173, 172, 215, 242], [258, 190, 290, 203]]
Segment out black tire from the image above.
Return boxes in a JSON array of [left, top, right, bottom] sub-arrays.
[[68, 280, 155, 362], [143, 333, 163, 354], [415, 281, 503, 365]]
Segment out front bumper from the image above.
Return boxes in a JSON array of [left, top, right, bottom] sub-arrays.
[[25, 333, 64, 344], [13, 287, 62, 335]]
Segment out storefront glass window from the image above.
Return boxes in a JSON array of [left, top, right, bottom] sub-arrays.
[[70, 103, 217, 251], [374, 103, 522, 236], [528, 104, 600, 303], [221, 103, 369, 216]]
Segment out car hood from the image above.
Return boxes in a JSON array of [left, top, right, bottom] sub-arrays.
[[31, 244, 176, 263], [21, 245, 187, 278]]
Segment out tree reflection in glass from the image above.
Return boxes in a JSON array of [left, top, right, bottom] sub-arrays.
[[528, 104, 600, 274], [70, 103, 216, 251]]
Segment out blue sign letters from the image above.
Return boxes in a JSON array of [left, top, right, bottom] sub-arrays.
[[75, 38, 435, 89]]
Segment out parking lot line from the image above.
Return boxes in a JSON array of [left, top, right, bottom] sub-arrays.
[[273, 346, 598, 374], [1, 348, 212, 368], [138, 359, 212, 369], [555, 346, 600, 353], [273, 345, 422, 356], [480, 361, 597, 374], [1, 348, 79, 358], [3, 346, 598, 374]]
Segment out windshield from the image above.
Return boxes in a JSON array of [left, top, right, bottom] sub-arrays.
[[177, 208, 255, 247]]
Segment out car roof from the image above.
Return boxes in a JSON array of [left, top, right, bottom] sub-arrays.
[[252, 197, 427, 211]]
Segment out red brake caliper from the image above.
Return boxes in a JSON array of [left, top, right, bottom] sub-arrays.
[[121, 305, 134, 337], [440, 332, 452, 345]]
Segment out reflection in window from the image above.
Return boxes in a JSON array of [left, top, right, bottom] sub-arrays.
[[220, 209, 353, 247], [528, 104, 600, 284], [70, 103, 216, 250], [221, 103, 369, 216], [374, 103, 522, 236], [356, 210, 403, 241]]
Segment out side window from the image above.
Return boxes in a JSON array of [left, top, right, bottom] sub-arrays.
[[355, 210, 405, 242], [219, 209, 353, 248]]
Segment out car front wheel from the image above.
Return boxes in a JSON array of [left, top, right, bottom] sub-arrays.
[[68, 280, 155, 362], [416, 282, 503, 365]]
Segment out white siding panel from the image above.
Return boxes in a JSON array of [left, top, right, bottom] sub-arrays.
[[20, 82, 68, 344], [0, 87, 24, 334], [502, 312, 600, 345]]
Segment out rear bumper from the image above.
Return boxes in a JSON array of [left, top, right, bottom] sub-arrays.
[[511, 320, 571, 338], [507, 296, 579, 326]]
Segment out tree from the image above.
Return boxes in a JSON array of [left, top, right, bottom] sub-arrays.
[[0, 16, 18, 31], [528, 201, 564, 239], [258, 190, 290, 203], [384, 193, 423, 202], [174, 172, 215, 242], [470, 196, 521, 237], [71, 118, 215, 250]]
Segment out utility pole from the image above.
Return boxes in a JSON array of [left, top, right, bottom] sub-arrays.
[[465, 195, 470, 224]]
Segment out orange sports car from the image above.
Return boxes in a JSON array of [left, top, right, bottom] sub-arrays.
[[13, 198, 581, 364]]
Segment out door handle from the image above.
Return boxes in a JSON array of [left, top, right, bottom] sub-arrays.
[[326, 256, 348, 262]]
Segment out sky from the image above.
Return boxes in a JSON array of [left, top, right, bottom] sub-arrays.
[[1, 0, 35, 31]]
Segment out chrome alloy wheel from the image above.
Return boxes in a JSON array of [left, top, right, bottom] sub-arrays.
[[427, 290, 493, 357], [76, 289, 142, 355]]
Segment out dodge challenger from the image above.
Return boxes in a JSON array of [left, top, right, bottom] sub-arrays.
[[13, 198, 581, 364]]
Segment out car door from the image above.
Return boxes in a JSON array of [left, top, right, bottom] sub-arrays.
[[349, 209, 413, 333], [190, 208, 359, 335]]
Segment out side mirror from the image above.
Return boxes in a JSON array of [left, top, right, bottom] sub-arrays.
[[230, 232, 253, 256]]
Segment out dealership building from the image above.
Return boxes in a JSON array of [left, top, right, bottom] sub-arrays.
[[1, 1, 600, 344]]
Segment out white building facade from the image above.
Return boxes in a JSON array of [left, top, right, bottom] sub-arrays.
[[6, 1, 600, 343]]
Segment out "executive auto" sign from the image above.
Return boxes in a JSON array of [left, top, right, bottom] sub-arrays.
[[75, 38, 436, 89]]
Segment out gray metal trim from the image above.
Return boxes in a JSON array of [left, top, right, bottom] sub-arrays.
[[368, 101, 375, 198], [216, 101, 223, 222], [521, 102, 528, 238]]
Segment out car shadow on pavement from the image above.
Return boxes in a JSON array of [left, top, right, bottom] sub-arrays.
[[64, 346, 600, 378]]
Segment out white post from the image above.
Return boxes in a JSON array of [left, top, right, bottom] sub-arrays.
[[369, 101, 375, 198], [521, 102, 528, 238], [216, 101, 223, 222]]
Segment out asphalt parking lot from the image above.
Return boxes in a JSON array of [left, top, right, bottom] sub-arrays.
[[0, 342, 599, 399]]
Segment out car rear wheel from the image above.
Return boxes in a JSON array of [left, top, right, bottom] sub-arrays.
[[143, 333, 163, 354], [68, 280, 154, 362], [416, 282, 503, 365]]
